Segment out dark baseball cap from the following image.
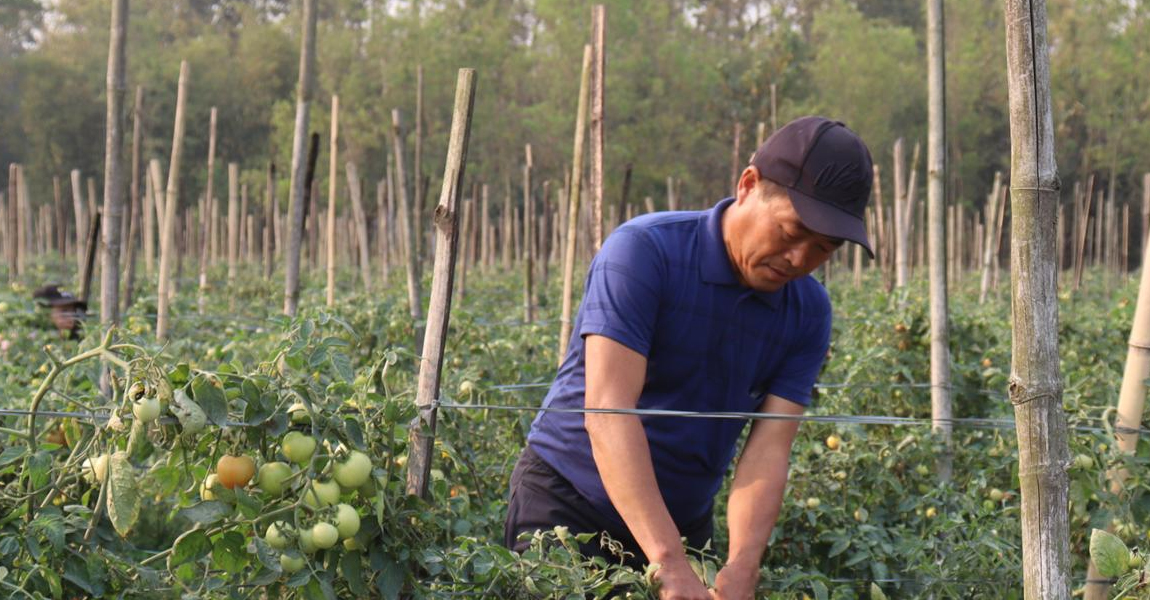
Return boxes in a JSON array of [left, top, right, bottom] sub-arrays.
[[750, 116, 874, 258]]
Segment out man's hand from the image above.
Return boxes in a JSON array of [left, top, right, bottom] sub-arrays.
[[653, 558, 711, 600], [711, 559, 760, 600]]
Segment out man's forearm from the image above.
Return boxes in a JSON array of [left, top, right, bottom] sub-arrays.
[[725, 442, 791, 567], [586, 412, 687, 566]]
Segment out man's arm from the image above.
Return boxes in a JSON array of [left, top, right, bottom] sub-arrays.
[[713, 394, 804, 600], [583, 334, 710, 600]]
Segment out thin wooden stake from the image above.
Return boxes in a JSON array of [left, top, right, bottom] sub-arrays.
[[156, 60, 189, 341], [557, 45, 593, 365], [590, 5, 606, 252], [406, 67, 477, 500]]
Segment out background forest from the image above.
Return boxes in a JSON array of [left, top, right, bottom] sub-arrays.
[[1, 0, 1148, 248]]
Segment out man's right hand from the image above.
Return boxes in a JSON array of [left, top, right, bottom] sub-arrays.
[[654, 559, 712, 600]]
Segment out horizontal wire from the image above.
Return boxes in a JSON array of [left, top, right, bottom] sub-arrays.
[[434, 401, 1150, 436]]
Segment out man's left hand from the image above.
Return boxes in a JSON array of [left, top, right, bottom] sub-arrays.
[[710, 561, 760, 600]]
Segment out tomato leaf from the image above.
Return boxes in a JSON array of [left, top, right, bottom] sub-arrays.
[[106, 451, 141, 537], [1090, 528, 1131, 577], [192, 374, 229, 426], [330, 351, 353, 382], [211, 531, 248, 574], [340, 551, 367, 596], [177, 501, 232, 526], [168, 529, 212, 573]]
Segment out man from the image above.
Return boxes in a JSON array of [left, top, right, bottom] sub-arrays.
[[505, 116, 874, 599]]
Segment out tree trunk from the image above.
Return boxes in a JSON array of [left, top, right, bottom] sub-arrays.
[[156, 60, 189, 342], [405, 67, 476, 500], [283, 0, 318, 317], [1004, 0, 1072, 597], [590, 5, 606, 253], [326, 95, 339, 307], [558, 45, 593, 365]]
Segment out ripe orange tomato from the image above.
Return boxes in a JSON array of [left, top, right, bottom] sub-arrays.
[[216, 455, 256, 489]]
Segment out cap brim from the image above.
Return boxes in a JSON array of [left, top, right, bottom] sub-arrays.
[[785, 187, 874, 259]]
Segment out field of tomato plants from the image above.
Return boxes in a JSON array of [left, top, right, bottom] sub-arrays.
[[0, 259, 1146, 599]]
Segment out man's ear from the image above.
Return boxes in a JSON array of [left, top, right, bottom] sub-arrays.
[[735, 166, 761, 204]]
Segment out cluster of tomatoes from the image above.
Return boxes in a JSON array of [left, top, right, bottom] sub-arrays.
[[199, 421, 376, 575]]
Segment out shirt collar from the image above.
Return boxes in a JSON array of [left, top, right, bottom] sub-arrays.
[[698, 197, 783, 308]]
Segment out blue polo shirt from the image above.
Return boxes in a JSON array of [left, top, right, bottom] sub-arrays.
[[526, 197, 832, 529]]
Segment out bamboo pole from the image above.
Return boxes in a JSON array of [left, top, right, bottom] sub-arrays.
[[122, 86, 143, 313], [893, 138, 907, 288], [283, 0, 318, 317], [99, 0, 129, 326], [392, 109, 423, 342], [71, 170, 86, 276], [927, 0, 952, 480], [1004, 0, 1072, 596], [377, 177, 390, 284], [346, 162, 372, 290], [557, 45, 593, 365], [413, 64, 424, 267], [979, 172, 1003, 304], [263, 163, 275, 279], [326, 95, 339, 307], [872, 165, 888, 289], [406, 68, 476, 500], [1142, 173, 1149, 264], [1073, 177, 1094, 290], [15, 166, 26, 277], [5, 165, 15, 282], [458, 195, 472, 302], [197, 107, 217, 314], [156, 60, 189, 341], [590, 5, 606, 253], [227, 163, 239, 297], [53, 176, 65, 257], [523, 144, 534, 323]]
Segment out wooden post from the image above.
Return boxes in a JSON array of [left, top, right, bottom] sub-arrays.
[[617, 163, 632, 230], [756, 121, 767, 148], [156, 60, 189, 342], [590, 5, 606, 253], [406, 68, 476, 499], [15, 165, 26, 277], [666, 176, 677, 211], [1073, 176, 1094, 290], [392, 109, 423, 341], [730, 122, 742, 194], [558, 45, 593, 365], [458, 195, 472, 302], [326, 95, 339, 307], [413, 64, 424, 267], [81, 209, 101, 306], [770, 83, 778, 132], [283, 0, 318, 317], [345, 162, 372, 290], [377, 177, 390, 284], [1141, 173, 1149, 264], [523, 144, 534, 322], [872, 165, 888, 290], [479, 182, 489, 272], [1004, 0, 1072, 596], [5, 165, 15, 282], [893, 138, 907, 288], [263, 163, 275, 279], [71, 170, 87, 276]]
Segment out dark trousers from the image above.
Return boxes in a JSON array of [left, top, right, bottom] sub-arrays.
[[503, 445, 713, 571]]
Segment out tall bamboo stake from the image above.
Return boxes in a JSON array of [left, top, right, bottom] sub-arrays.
[[1141, 173, 1149, 263], [346, 162, 372, 290], [227, 163, 239, 297], [927, 0, 952, 480], [558, 45, 593, 365], [893, 138, 907, 288], [263, 163, 275, 279], [283, 0, 318, 317], [326, 95, 339, 307], [406, 68, 476, 500], [413, 64, 424, 266], [377, 177, 390, 284], [523, 144, 534, 322], [198, 107, 217, 314], [99, 0, 129, 326], [15, 166, 26, 277], [71, 170, 86, 276], [1004, 0, 1071, 596], [979, 172, 1003, 304], [156, 60, 189, 342], [393, 109, 423, 341], [5, 165, 15, 282], [590, 5, 606, 252], [122, 86, 143, 312]]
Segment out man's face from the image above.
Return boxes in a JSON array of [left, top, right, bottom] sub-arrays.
[[723, 169, 843, 292]]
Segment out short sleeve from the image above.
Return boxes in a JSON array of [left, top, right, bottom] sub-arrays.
[[577, 227, 663, 357], [766, 301, 832, 407]]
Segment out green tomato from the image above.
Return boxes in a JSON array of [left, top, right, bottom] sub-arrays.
[[288, 402, 311, 425], [280, 552, 306, 573], [333, 451, 372, 490], [298, 528, 317, 554], [302, 479, 341, 508], [265, 521, 293, 550], [988, 488, 1005, 502], [82, 454, 110, 485], [257, 462, 293, 497], [311, 523, 339, 549], [132, 395, 161, 423], [282, 431, 317, 465], [200, 474, 220, 501], [335, 503, 361, 539]]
